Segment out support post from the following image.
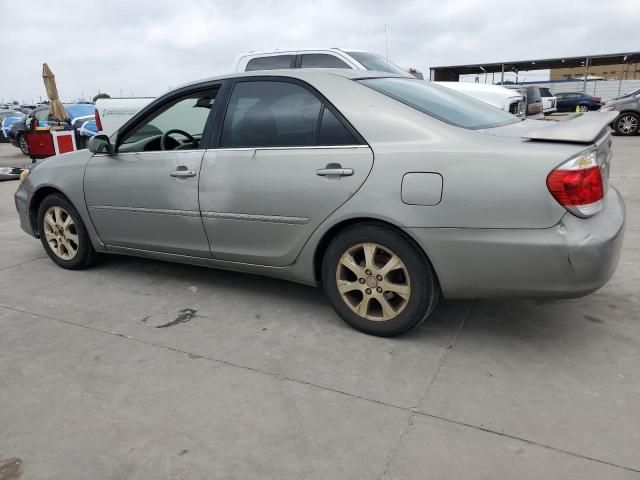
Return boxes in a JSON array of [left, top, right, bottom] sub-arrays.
[[500, 64, 504, 84], [583, 57, 589, 92]]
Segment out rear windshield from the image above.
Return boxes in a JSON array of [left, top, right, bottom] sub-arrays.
[[345, 51, 409, 76], [358, 78, 520, 129]]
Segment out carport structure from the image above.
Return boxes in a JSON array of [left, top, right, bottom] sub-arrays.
[[429, 51, 640, 91]]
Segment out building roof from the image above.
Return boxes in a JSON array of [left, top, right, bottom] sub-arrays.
[[430, 51, 640, 81]]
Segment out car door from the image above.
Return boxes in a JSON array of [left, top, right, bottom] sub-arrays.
[[199, 78, 374, 267], [84, 85, 222, 257]]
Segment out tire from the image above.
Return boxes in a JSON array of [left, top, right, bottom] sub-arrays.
[[613, 112, 640, 136], [322, 224, 439, 337], [18, 134, 29, 155], [37, 194, 96, 270], [578, 104, 589, 113]]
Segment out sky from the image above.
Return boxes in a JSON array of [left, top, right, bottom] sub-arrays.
[[1, 0, 639, 104]]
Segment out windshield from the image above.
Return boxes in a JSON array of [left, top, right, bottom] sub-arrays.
[[358, 78, 520, 129], [345, 51, 409, 76]]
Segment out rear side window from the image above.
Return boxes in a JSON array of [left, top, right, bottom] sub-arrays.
[[318, 107, 359, 145], [245, 55, 294, 71], [221, 81, 322, 148], [300, 54, 351, 69]]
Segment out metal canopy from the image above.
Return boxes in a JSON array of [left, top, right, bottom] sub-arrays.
[[430, 52, 640, 81]]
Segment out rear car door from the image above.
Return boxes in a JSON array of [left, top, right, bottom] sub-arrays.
[[199, 78, 374, 267], [84, 84, 222, 257]]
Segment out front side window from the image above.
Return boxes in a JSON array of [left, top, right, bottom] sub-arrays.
[[245, 55, 294, 71], [300, 54, 351, 69], [220, 81, 322, 148], [359, 78, 519, 129], [119, 88, 218, 152], [538, 88, 552, 97]]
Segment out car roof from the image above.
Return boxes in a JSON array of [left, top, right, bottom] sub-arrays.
[[173, 68, 406, 91]]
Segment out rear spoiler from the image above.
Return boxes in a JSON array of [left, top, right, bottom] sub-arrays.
[[523, 111, 618, 144]]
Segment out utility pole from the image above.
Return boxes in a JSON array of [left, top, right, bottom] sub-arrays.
[[384, 24, 389, 69]]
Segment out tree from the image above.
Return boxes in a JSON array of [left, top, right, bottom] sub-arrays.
[[93, 92, 110, 103]]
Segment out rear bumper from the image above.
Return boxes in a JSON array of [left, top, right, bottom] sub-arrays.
[[406, 188, 625, 299]]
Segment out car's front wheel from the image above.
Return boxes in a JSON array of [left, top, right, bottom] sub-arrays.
[[18, 134, 29, 155], [37, 194, 96, 269], [613, 112, 639, 136], [322, 224, 439, 337]]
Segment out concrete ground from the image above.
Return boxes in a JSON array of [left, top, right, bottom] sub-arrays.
[[0, 138, 638, 479]]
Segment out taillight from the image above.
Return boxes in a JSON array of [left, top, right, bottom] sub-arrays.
[[547, 150, 604, 218], [94, 108, 103, 132]]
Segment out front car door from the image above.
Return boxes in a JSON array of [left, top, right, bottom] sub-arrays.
[[199, 78, 374, 266], [84, 84, 222, 257]]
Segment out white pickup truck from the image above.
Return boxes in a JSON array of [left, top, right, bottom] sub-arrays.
[[95, 97, 154, 137]]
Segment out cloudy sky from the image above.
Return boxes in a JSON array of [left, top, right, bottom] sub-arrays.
[[2, 0, 639, 103]]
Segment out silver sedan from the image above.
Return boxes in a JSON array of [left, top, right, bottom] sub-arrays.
[[15, 70, 625, 336]]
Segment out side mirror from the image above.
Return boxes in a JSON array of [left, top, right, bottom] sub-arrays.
[[88, 134, 112, 154]]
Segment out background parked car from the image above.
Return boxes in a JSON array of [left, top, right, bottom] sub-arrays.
[[537, 87, 557, 115], [505, 86, 544, 119], [601, 88, 640, 136], [435, 82, 525, 117], [9, 103, 96, 154], [0, 109, 26, 143], [555, 92, 602, 112], [233, 48, 422, 78]]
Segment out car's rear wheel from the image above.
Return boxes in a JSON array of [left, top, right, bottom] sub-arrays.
[[37, 194, 96, 270], [578, 104, 589, 113], [614, 112, 639, 136], [322, 224, 439, 337], [18, 134, 29, 155]]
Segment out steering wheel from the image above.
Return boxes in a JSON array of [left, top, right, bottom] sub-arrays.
[[161, 129, 195, 150]]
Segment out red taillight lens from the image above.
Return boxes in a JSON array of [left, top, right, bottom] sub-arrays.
[[547, 151, 604, 217], [94, 108, 103, 132], [547, 166, 603, 205]]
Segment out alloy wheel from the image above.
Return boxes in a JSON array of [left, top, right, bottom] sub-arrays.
[[578, 104, 589, 112], [335, 242, 411, 321], [18, 135, 29, 155], [42, 206, 79, 260], [617, 115, 638, 134]]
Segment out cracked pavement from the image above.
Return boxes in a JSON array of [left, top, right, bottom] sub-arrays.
[[0, 139, 638, 479]]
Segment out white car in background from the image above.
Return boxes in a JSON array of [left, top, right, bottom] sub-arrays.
[[434, 82, 525, 117], [233, 48, 424, 78], [95, 97, 154, 137], [537, 87, 557, 115]]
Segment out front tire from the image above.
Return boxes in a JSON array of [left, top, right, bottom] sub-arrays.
[[37, 194, 96, 270], [614, 112, 639, 136], [18, 134, 29, 155], [322, 224, 439, 337]]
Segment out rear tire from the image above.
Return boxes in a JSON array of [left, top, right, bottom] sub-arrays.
[[18, 134, 29, 155], [578, 104, 589, 113], [37, 194, 96, 270], [322, 224, 439, 337], [613, 112, 639, 136]]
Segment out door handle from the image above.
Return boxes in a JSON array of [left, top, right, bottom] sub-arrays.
[[316, 167, 354, 177], [170, 167, 196, 178]]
